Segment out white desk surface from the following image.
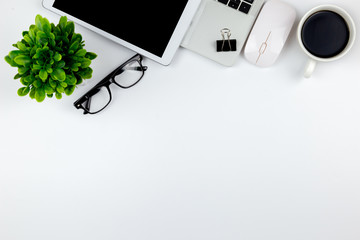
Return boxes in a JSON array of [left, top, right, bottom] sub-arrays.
[[1, 0, 360, 239]]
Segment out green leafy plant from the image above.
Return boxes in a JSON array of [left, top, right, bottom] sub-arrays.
[[4, 15, 97, 102]]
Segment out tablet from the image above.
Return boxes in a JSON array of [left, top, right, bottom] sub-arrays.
[[42, 0, 200, 65]]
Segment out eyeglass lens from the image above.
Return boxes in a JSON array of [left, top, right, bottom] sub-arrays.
[[85, 86, 111, 113], [114, 60, 144, 88]]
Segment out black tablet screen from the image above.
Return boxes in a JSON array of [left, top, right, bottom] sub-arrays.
[[53, 0, 188, 57]]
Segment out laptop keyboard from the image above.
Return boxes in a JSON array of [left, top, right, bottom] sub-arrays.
[[217, 0, 254, 14]]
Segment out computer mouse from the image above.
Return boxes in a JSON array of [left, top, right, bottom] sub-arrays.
[[244, 0, 296, 67]]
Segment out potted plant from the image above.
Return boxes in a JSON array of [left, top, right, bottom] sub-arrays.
[[4, 15, 97, 102]]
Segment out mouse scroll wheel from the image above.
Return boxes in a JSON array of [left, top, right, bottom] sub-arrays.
[[259, 42, 267, 54], [258, 32, 272, 55]]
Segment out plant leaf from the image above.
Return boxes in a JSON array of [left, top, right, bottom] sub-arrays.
[[37, 31, 47, 39], [24, 75, 35, 84], [46, 66, 53, 73], [71, 64, 79, 72], [9, 50, 23, 59], [29, 87, 36, 99], [49, 79, 56, 89], [35, 15, 43, 31], [54, 52, 62, 61], [14, 55, 31, 66], [52, 68, 66, 81], [55, 92, 62, 100], [33, 64, 42, 70], [81, 58, 91, 68], [14, 73, 22, 80], [41, 17, 51, 34], [65, 21, 75, 36], [20, 77, 28, 86], [60, 81, 67, 88], [56, 60, 65, 69], [39, 69, 48, 81], [16, 41, 28, 52], [23, 35, 33, 45], [29, 27, 36, 41], [45, 84, 55, 94], [66, 75, 77, 85], [56, 85, 64, 93], [17, 87, 30, 96], [30, 46, 37, 57], [75, 49, 86, 57], [69, 41, 79, 53], [36, 31, 48, 45], [18, 67, 29, 75], [85, 52, 97, 60], [33, 79, 42, 88], [35, 87, 46, 102], [71, 33, 82, 44], [49, 32, 55, 40], [58, 16, 67, 30], [4, 55, 12, 65], [64, 85, 76, 96], [78, 67, 93, 79]]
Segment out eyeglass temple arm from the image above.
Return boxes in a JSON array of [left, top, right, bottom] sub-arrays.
[[119, 65, 148, 72], [133, 66, 148, 71]]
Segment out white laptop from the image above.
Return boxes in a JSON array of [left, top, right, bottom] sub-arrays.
[[43, 0, 201, 65], [182, 0, 265, 66]]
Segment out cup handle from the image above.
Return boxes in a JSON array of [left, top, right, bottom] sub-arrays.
[[304, 59, 317, 78]]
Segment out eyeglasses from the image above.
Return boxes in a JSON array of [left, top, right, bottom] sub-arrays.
[[74, 54, 147, 114]]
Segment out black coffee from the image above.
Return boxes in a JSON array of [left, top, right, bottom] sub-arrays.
[[301, 11, 350, 58]]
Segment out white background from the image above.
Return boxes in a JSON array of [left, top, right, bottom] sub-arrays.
[[1, 0, 360, 240]]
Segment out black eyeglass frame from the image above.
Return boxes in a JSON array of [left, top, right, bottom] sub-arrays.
[[74, 54, 147, 114]]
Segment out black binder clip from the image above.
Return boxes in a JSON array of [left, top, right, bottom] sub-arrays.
[[216, 28, 237, 52]]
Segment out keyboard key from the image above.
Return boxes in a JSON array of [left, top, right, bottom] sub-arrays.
[[244, 0, 254, 3], [218, 0, 229, 4], [228, 0, 240, 9], [239, 2, 251, 13]]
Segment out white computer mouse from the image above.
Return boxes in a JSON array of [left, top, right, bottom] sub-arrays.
[[244, 0, 296, 67]]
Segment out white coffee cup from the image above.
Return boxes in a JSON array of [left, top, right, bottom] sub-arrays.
[[297, 5, 356, 78]]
